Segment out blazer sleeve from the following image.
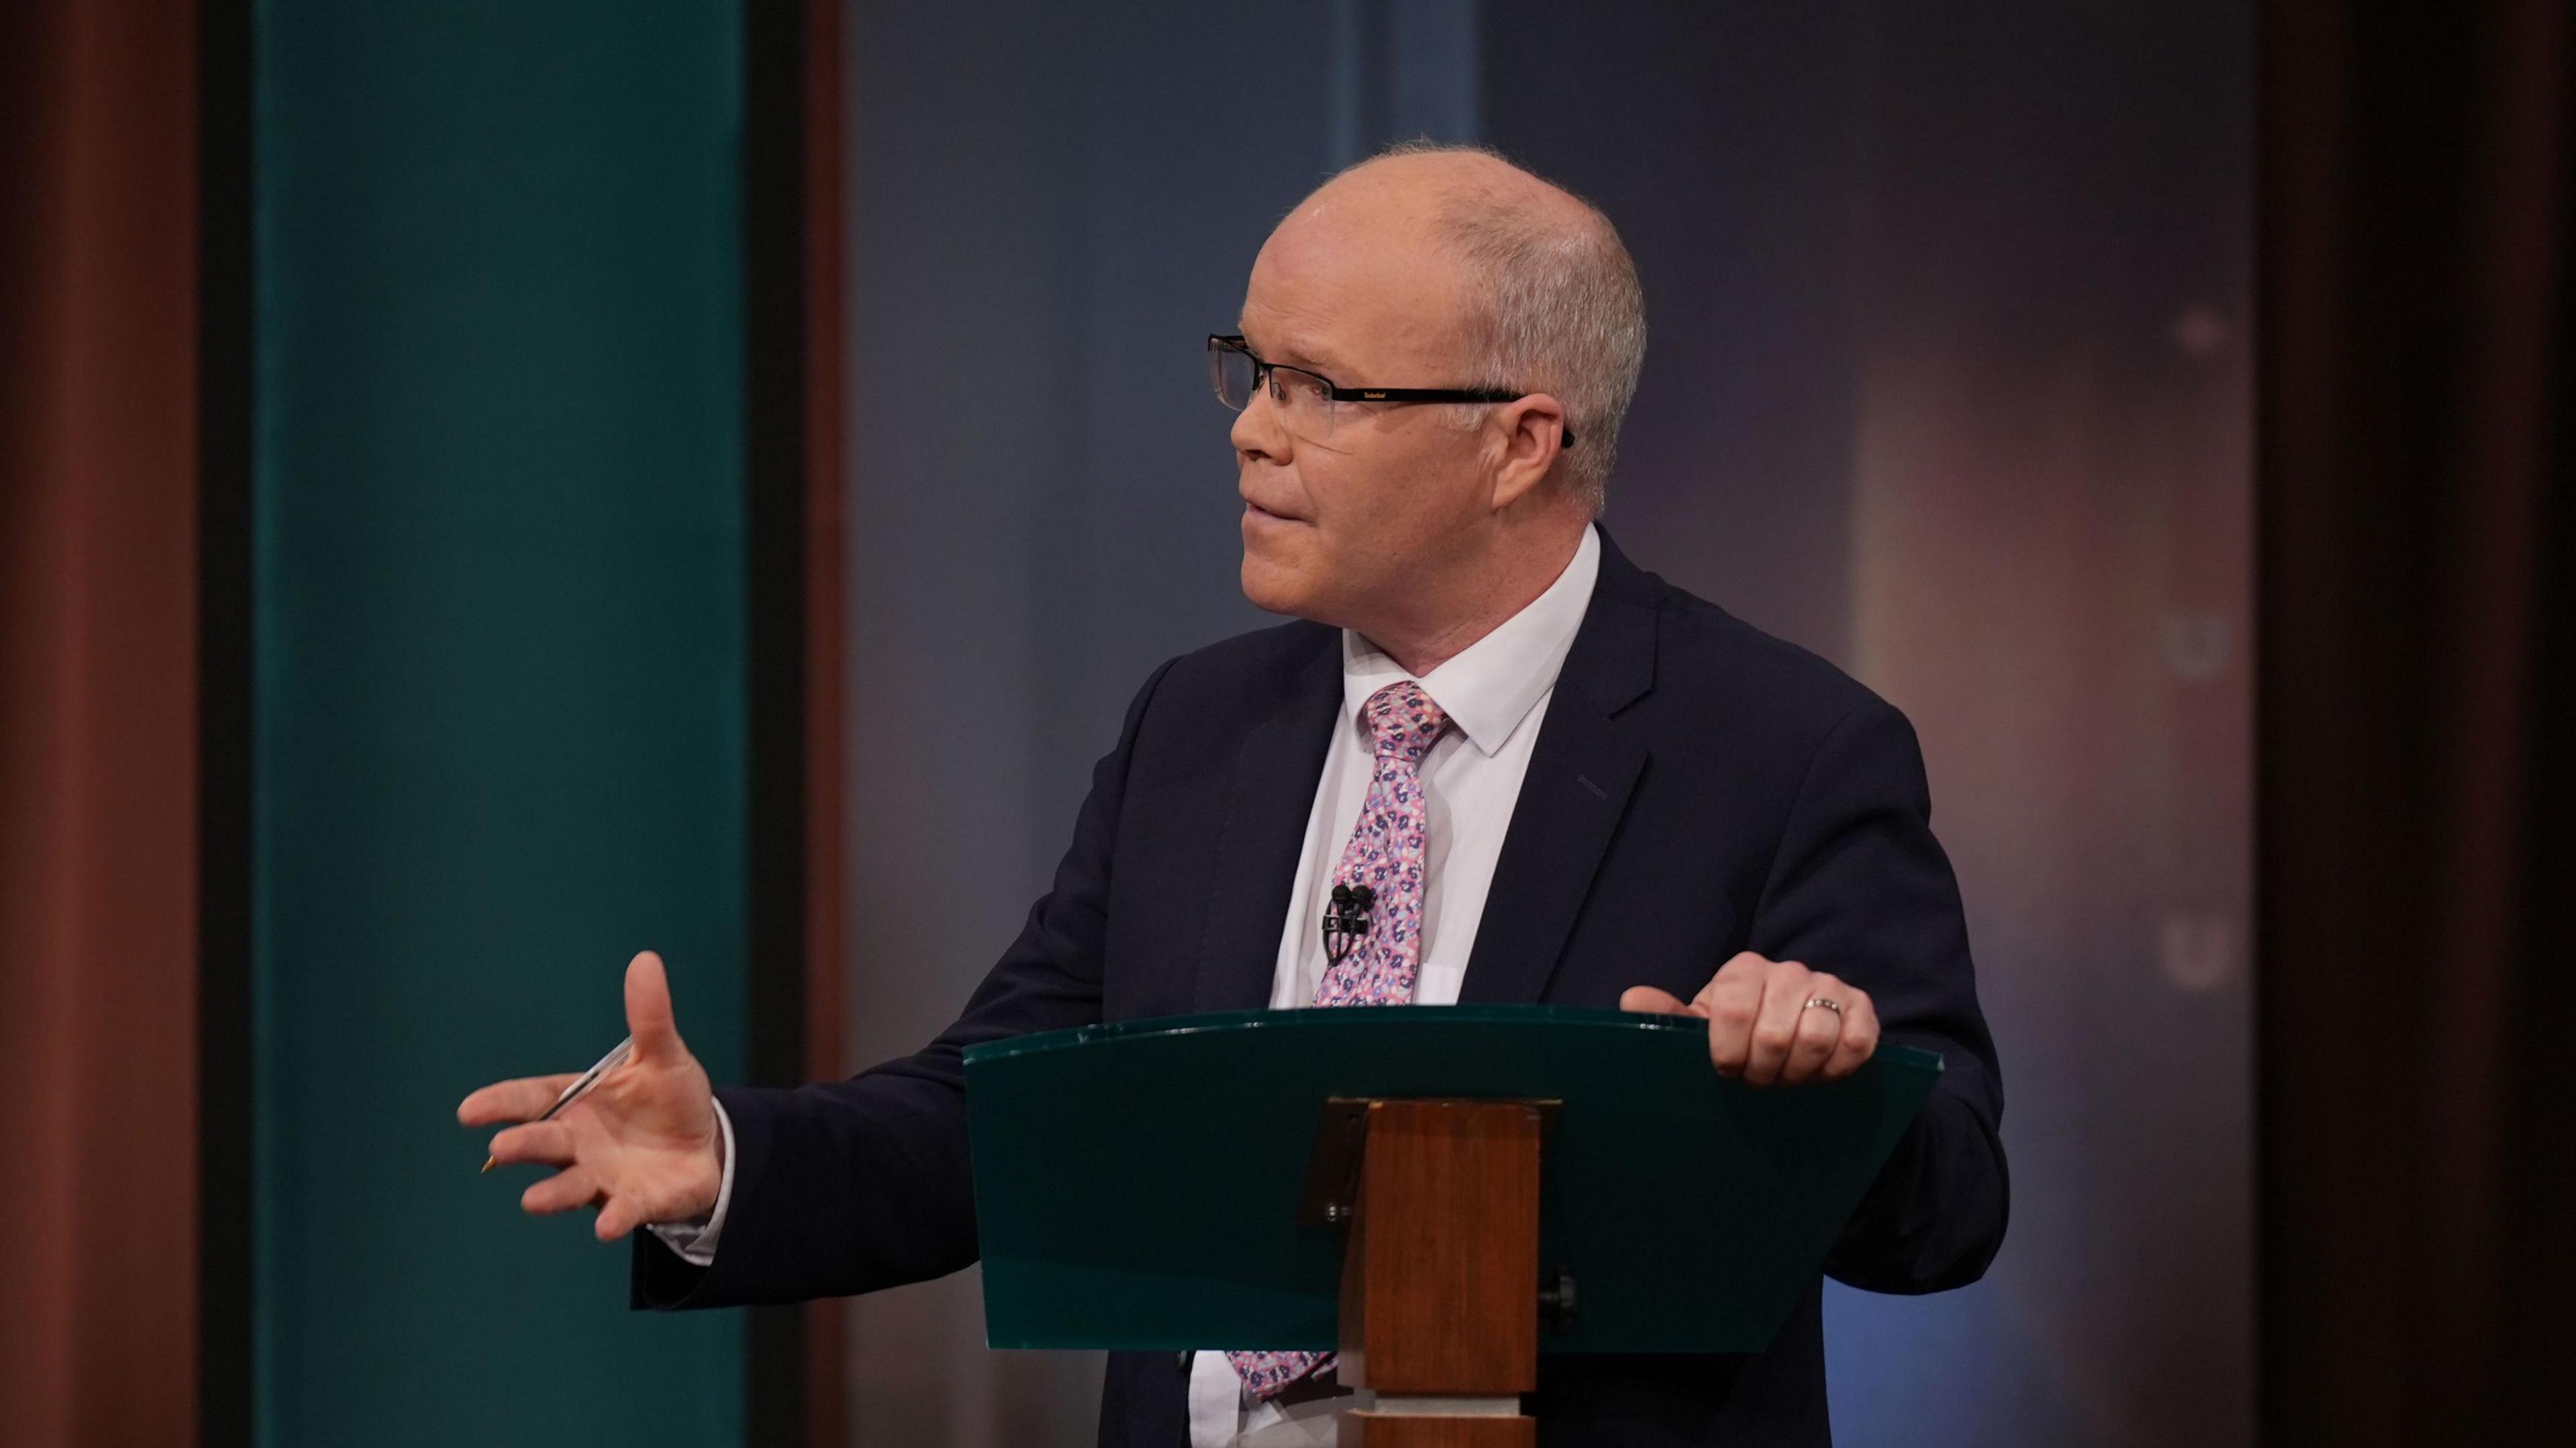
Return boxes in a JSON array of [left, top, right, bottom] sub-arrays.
[[632, 657, 1181, 1310], [1746, 695, 2010, 1295]]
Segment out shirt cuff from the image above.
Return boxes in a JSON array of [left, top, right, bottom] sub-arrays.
[[645, 1097, 734, 1268]]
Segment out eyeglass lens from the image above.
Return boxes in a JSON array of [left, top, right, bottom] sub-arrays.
[[1211, 341, 1256, 410], [1210, 340, 1338, 438]]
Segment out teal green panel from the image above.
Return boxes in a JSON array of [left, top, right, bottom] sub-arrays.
[[252, 3, 746, 1444], [967, 1009, 1939, 1353]]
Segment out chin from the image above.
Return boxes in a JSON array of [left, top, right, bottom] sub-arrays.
[[1239, 551, 1310, 618]]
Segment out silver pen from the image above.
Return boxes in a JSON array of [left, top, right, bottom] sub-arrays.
[[480, 1034, 635, 1173]]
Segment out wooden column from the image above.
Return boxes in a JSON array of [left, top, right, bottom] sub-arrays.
[[1336, 1101, 1544, 1447]]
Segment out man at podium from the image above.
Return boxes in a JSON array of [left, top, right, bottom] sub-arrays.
[[464, 144, 2006, 1446]]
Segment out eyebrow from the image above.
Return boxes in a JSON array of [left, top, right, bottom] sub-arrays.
[[1237, 323, 1344, 377]]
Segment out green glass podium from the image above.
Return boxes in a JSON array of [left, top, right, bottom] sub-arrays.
[[965, 1007, 1938, 1445]]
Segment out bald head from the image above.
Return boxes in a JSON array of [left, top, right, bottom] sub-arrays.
[[1294, 146, 1601, 241], [1276, 144, 1646, 512]]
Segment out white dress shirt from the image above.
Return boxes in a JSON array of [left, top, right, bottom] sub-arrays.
[[659, 527, 1604, 1448], [1189, 524, 1599, 1447]]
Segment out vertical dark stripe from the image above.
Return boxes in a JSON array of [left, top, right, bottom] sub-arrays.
[[743, 0, 808, 1103], [197, 0, 256, 1442], [798, 0, 850, 1434], [743, 1, 810, 1442], [2257, 1, 2575, 1439]]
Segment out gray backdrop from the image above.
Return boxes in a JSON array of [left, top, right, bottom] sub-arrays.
[[836, 3, 2251, 1444]]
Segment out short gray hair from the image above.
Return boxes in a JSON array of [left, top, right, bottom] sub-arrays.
[[1351, 141, 1647, 515]]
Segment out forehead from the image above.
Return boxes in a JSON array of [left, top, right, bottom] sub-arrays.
[[1240, 195, 1472, 376]]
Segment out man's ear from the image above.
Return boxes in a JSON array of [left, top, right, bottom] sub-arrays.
[[1488, 392, 1570, 511]]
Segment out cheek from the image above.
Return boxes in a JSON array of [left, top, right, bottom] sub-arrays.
[[1275, 430, 1472, 596], [1301, 465, 1389, 571], [1317, 446, 1458, 550]]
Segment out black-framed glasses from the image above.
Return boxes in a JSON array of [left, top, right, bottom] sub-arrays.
[[1208, 333, 1575, 447]]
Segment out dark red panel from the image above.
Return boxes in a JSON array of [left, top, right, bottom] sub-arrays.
[[801, 2, 847, 1443], [0, 3, 202, 1443]]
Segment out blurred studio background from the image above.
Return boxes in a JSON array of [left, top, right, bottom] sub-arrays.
[[7, 2, 2569, 1446]]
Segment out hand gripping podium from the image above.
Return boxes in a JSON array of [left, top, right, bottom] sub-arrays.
[[964, 1007, 1939, 1445]]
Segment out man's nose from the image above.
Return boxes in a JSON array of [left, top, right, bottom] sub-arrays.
[[1231, 388, 1289, 461]]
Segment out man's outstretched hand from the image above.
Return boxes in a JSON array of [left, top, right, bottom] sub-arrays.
[[458, 950, 722, 1240], [1621, 950, 1880, 1087]]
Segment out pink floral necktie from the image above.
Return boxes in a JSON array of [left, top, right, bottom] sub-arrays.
[[1229, 679, 1451, 1402]]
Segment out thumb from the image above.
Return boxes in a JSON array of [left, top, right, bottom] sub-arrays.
[[1621, 985, 1700, 1016], [625, 950, 685, 1062]]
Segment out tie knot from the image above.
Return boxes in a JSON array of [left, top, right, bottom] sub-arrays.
[[1362, 681, 1449, 764]]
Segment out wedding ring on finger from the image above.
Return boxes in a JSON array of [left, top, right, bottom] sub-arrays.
[[1801, 996, 1844, 1019]]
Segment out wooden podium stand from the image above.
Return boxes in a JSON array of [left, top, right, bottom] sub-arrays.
[[1328, 1099, 1544, 1447]]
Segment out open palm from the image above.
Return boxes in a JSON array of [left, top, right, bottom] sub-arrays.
[[458, 951, 723, 1240]]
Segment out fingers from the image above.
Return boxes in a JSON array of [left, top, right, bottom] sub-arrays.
[[457, 1074, 580, 1126], [1703, 957, 1878, 1086], [595, 1192, 651, 1242], [1703, 952, 1772, 1076], [1823, 988, 1882, 1080], [625, 950, 685, 1063], [486, 1119, 576, 1169], [519, 1164, 681, 1245], [1776, 972, 1847, 1086], [1619, 985, 1707, 1017], [1738, 959, 1817, 1087], [521, 1165, 600, 1216]]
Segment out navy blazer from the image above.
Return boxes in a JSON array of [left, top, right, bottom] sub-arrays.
[[636, 535, 2008, 1446]]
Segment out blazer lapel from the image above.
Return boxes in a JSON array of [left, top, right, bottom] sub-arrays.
[[1458, 537, 1659, 1005], [1192, 639, 1343, 1011]]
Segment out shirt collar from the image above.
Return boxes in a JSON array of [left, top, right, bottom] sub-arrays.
[[1340, 524, 1602, 758]]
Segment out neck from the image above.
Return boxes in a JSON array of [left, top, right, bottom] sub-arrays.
[[1360, 519, 1587, 677]]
